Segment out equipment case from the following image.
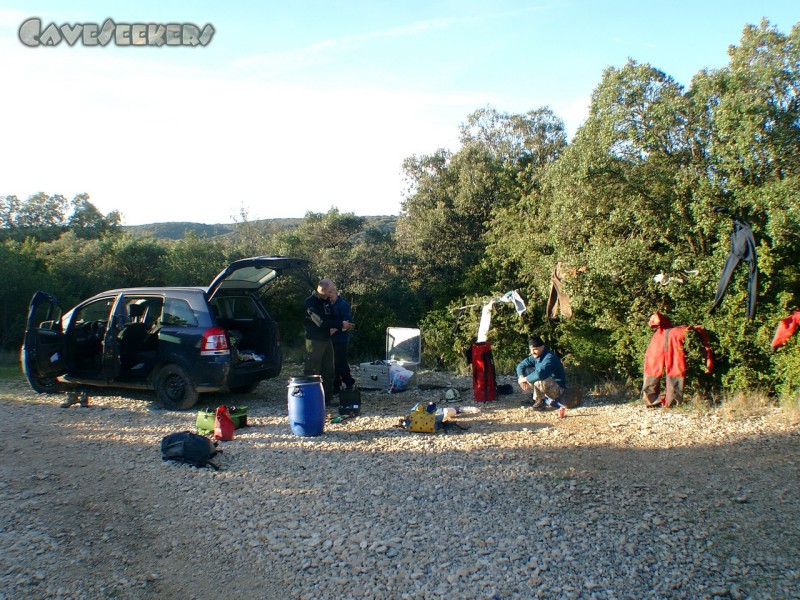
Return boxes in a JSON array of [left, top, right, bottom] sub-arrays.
[[359, 361, 390, 389]]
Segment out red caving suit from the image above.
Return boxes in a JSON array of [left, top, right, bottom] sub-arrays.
[[771, 310, 800, 351], [642, 312, 713, 407]]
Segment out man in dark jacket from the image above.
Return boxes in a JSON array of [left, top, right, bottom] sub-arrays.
[[329, 284, 356, 394], [515, 335, 567, 410], [304, 279, 352, 405]]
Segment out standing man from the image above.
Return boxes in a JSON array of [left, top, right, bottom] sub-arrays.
[[304, 279, 353, 406], [516, 335, 567, 410], [329, 283, 356, 394]]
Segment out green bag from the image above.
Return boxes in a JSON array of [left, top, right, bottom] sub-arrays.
[[196, 406, 248, 435]]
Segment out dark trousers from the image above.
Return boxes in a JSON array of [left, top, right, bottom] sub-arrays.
[[333, 342, 355, 392], [304, 338, 335, 405], [642, 374, 684, 406]]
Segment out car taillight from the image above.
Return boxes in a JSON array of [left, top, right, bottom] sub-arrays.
[[200, 327, 230, 356]]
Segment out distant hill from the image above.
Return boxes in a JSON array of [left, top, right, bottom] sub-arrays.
[[124, 222, 237, 240], [124, 216, 397, 241]]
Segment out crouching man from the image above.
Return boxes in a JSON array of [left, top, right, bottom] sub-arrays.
[[516, 335, 567, 410]]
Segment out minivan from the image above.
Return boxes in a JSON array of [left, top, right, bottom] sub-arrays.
[[21, 256, 308, 409]]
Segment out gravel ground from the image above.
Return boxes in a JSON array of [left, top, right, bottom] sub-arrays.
[[1, 364, 799, 600]]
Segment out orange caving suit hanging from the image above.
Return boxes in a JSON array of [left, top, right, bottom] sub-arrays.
[[771, 310, 800, 351], [642, 312, 713, 407]]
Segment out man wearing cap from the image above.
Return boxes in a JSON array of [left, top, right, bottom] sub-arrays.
[[515, 335, 567, 410]]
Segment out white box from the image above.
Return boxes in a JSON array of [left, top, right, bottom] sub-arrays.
[[386, 327, 421, 364]]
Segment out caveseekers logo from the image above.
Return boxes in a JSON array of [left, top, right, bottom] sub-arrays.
[[19, 17, 215, 47]]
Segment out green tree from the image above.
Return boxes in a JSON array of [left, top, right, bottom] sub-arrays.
[[0, 195, 20, 231], [33, 232, 107, 306], [164, 232, 228, 286], [98, 234, 169, 288], [7, 192, 70, 241], [397, 107, 567, 315], [688, 19, 800, 389], [0, 239, 47, 348], [68, 193, 121, 240]]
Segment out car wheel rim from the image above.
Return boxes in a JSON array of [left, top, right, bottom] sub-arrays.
[[165, 374, 185, 401]]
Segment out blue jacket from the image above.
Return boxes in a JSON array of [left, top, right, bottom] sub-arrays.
[[330, 294, 353, 344], [515, 348, 567, 388]]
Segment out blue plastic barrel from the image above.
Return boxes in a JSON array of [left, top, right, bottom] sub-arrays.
[[287, 375, 325, 436]]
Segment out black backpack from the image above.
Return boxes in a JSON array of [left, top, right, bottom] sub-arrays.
[[161, 431, 221, 470]]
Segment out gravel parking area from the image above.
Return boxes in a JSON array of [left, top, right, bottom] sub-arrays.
[[1, 366, 799, 600]]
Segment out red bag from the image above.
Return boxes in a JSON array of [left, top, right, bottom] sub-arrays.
[[214, 406, 235, 441], [471, 342, 497, 402]]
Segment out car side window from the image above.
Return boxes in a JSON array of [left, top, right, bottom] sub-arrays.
[[162, 298, 198, 327], [75, 298, 114, 323], [123, 297, 164, 325]]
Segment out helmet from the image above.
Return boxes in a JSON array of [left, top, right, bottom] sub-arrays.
[[443, 388, 461, 403]]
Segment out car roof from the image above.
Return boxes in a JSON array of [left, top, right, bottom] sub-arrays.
[[74, 257, 309, 303]]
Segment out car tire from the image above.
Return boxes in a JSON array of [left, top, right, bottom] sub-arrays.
[[154, 364, 199, 410], [27, 374, 62, 394]]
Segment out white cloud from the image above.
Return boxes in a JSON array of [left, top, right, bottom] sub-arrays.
[[232, 17, 456, 73]]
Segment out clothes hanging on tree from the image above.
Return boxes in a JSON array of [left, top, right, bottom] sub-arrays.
[[546, 262, 574, 320], [476, 290, 527, 343], [708, 207, 758, 320], [642, 312, 713, 407], [771, 310, 800, 350]]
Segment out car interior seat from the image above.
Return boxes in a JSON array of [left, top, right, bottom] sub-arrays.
[[119, 303, 152, 369]]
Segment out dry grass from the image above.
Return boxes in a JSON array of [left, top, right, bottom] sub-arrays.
[[590, 379, 630, 397], [648, 385, 799, 424], [679, 391, 715, 416], [778, 391, 800, 425], [714, 388, 774, 421]]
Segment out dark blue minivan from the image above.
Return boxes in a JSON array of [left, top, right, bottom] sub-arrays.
[[21, 257, 308, 409]]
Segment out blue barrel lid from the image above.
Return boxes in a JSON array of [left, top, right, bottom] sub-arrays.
[[288, 375, 322, 385]]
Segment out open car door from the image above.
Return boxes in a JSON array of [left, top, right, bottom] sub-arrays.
[[21, 291, 65, 393]]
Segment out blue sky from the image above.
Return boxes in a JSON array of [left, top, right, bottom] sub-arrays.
[[1, 2, 797, 226]]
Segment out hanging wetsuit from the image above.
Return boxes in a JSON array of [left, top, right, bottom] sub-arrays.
[[771, 310, 800, 351], [708, 207, 758, 320], [643, 312, 713, 407]]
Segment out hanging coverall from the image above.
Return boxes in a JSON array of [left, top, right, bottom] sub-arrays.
[[771, 310, 800, 351], [642, 312, 713, 407], [708, 208, 758, 320]]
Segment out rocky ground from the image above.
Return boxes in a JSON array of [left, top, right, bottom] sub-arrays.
[[1, 364, 799, 600]]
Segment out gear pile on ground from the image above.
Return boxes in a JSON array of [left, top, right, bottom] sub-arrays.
[[1, 366, 798, 599]]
